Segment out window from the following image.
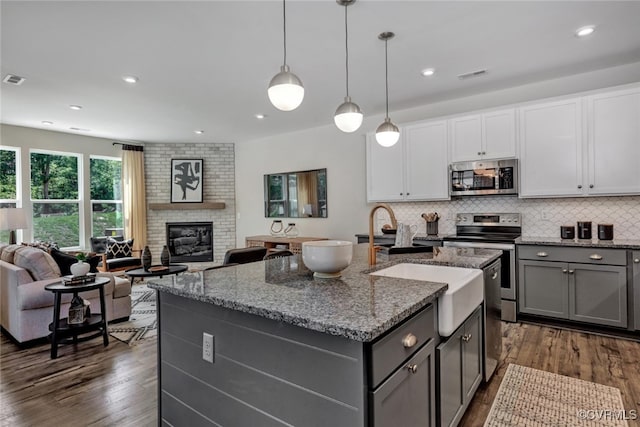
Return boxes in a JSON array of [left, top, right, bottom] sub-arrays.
[[90, 156, 123, 237], [30, 150, 80, 247], [1, 147, 19, 243]]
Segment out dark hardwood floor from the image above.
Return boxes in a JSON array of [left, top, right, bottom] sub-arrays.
[[1, 322, 639, 426]]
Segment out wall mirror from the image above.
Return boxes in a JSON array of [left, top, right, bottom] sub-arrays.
[[264, 168, 327, 218]]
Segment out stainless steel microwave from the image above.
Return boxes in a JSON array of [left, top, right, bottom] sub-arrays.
[[450, 159, 518, 197]]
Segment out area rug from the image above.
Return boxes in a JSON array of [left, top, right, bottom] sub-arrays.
[[108, 284, 157, 346], [484, 364, 628, 426]]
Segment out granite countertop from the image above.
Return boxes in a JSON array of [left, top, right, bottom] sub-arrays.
[[356, 233, 445, 241], [517, 236, 640, 249], [147, 244, 501, 342]]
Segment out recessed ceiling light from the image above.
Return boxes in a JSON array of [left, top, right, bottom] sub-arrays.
[[122, 75, 139, 84], [194, 130, 204, 135], [69, 127, 90, 132], [421, 68, 435, 77], [41, 121, 53, 125], [575, 25, 596, 37], [69, 105, 82, 110], [255, 114, 266, 119]]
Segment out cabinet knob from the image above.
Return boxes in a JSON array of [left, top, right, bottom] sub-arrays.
[[477, 152, 482, 155], [578, 185, 582, 189], [568, 270, 575, 274], [589, 254, 603, 260], [634, 258, 640, 263], [482, 151, 486, 155], [402, 333, 418, 348], [589, 184, 594, 189], [461, 334, 472, 342], [562, 268, 568, 274], [400, 192, 403, 196], [406, 192, 410, 196], [406, 364, 418, 374], [536, 252, 548, 257]]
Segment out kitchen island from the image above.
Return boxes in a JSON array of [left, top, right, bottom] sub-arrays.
[[148, 244, 500, 426]]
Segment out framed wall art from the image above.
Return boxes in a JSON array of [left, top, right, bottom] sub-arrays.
[[171, 159, 203, 203]]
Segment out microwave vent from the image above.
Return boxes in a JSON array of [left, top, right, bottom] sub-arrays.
[[3, 74, 26, 85], [457, 69, 488, 80]]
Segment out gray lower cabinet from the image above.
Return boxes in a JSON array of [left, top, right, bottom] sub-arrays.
[[633, 251, 640, 331], [158, 291, 438, 427], [518, 245, 628, 328], [437, 305, 482, 427], [370, 339, 435, 427]]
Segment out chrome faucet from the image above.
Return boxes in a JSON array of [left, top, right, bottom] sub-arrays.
[[368, 203, 398, 266]]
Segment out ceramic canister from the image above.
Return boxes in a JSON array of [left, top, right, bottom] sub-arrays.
[[597, 224, 614, 240], [560, 226, 575, 239]]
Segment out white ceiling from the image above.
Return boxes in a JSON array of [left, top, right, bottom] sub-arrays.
[[2, 1, 640, 144]]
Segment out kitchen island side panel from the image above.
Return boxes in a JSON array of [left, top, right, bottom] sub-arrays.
[[158, 292, 367, 427]]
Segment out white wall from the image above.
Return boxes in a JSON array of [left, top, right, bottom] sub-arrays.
[[235, 62, 640, 246]]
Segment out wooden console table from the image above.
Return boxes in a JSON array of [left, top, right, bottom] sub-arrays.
[[245, 235, 327, 254]]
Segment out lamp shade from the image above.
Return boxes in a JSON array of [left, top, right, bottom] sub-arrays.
[[334, 97, 363, 133], [375, 117, 400, 147], [268, 65, 305, 111], [0, 207, 28, 230]]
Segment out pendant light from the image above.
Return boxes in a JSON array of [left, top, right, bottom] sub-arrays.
[[375, 32, 400, 147], [334, 0, 363, 133], [268, 0, 304, 111]]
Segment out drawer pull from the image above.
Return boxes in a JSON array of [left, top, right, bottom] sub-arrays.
[[406, 364, 418, 374], [536, 252, 548, 257], [402, 333, 418, 348], [491, 272, 498, 280], [461, 334, 472, 342], [589, 254, 603, 260]]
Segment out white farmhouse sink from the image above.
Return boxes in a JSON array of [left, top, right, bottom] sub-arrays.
[[371, 263, 483, 337]]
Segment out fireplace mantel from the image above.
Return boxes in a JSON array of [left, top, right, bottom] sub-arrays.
[[149, 202, 226, 210]]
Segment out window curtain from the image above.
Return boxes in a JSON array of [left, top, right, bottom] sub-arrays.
[[121, 144, 147, 251], [297, 172, 318, 217]]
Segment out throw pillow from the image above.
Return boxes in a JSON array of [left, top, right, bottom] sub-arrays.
[[49, 250, 101, 275], [0, 244, 22, 264], [90, 235, 123, 254], [49, 249, 77, 276], [106, 238, 134, 259], [13, 246, 61, 280], [22, 240, 60, 252]]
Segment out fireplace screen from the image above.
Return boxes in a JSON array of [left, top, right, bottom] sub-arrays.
[[166, 222, 213, 263]]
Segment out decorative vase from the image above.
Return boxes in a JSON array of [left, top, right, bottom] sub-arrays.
[[70, 261, 90, 277], [142, 246, 152, 271], [161, 245, 171, 266]]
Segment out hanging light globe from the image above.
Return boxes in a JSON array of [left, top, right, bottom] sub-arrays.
[[268, 65, 305, 111], [334, 96, 363, 133], [375, 117, 400, 147]]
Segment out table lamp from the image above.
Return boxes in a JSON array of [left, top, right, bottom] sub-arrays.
[[0, 208, 28, 244]]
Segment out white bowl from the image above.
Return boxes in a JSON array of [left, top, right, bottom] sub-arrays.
[[302, 240, 353, 278]]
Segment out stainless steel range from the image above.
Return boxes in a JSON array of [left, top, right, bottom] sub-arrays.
[[443, 213, 521, 322]]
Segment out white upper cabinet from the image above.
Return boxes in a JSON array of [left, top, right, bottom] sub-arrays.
[[366, 120, 449, 202], [405, 120, 449, 201], [450, 108, 516, 162], [519, 86, 640, 198], [366, 133, 405, 202], [587, 87, 640, 195], [519, 98, 583, 197]]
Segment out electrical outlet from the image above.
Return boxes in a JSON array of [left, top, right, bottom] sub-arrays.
[[202, 332, 214, 363]]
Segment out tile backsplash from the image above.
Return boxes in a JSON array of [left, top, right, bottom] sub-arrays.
[[372, 195, 640, 239]]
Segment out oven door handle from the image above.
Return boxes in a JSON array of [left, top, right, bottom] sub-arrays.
[[443, 241, 515, 251]]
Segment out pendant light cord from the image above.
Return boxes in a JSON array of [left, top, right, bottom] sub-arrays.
[[384, 38, 389, 118], [344, 4, 349, 97], [282, 0, 287, 66]]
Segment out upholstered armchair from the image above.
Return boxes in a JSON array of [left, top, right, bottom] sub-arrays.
[[90, 235, 142, 272]]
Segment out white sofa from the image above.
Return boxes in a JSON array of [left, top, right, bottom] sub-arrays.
[[0, 244, 132, 345]]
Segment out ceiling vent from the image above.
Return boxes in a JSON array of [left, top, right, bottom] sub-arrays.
[[3, 74, 26, 85], [457, 69, 488, 80]]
